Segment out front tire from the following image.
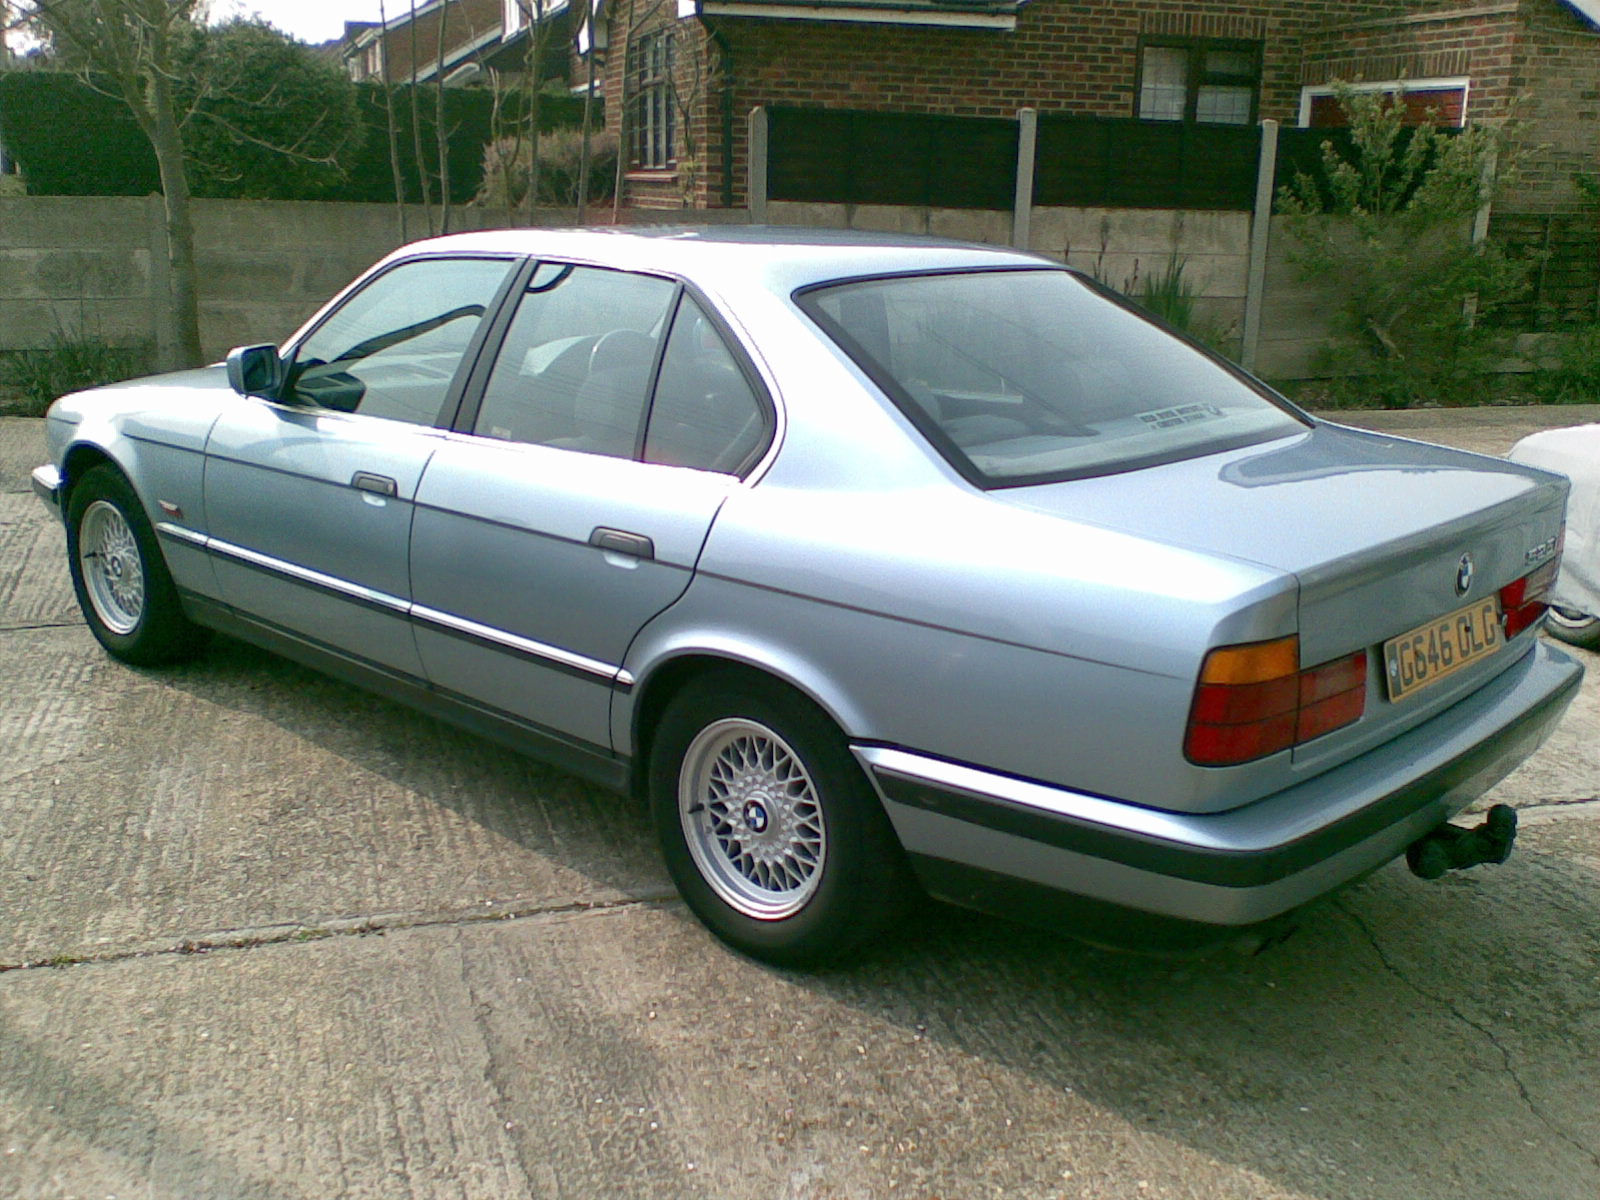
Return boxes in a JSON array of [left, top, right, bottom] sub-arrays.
[[65, 464, 210, 666], [1546, 605, 1600, 651], [649, 674, 915, 965]]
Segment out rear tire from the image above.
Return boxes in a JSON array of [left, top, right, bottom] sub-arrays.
[[1546, 605, 1600, 651], [65, 464, 210, 666], [649, 673, 916, 965]]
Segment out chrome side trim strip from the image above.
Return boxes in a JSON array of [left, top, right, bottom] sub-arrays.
[[853, 746, 1213, 848], [166, 525, 411, 616], [155, 521, 209, 549], [411, 603, 634, 688], [157, 523, 635, 689]]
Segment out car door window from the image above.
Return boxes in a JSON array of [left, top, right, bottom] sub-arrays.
[[643, 296, 768, 473], [285, 257, 512, 425], [474, 264, 677, 459]]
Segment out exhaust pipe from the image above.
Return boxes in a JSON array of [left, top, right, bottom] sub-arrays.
[[1407, 804, 1517, 881]]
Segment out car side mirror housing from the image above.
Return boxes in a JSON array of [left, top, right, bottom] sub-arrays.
[[226, 344, 285, 399]]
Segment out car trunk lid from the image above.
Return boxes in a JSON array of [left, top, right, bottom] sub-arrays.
[[999, 420, 1570, 764]]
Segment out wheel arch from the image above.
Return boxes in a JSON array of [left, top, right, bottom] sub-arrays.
[[623, 648, 867, 801], [59, 442, 123, 507]]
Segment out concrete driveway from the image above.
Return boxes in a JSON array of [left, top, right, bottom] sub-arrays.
[[1, 407, 1597, 1200]]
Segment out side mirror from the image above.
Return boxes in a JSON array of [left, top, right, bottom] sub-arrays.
[[226, 344, 285, 398]]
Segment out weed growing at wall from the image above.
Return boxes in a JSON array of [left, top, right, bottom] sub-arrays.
[[0, 336, 153, 418]]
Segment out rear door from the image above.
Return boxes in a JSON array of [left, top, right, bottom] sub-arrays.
[[408, 262, 772, 752], [202, 255, 517, 677]]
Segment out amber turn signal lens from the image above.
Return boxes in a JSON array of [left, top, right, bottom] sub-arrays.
[[1198, 635, 1299, 685]]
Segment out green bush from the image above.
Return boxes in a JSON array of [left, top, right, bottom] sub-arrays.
[[1276, 85, 1527, 407], [0, 71, 156, 196], [0, 336, 154, 418], [0, 67, 594, 203], [1527, 325, 1600, 404]]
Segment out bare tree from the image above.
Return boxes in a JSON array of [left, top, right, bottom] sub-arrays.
[[518, 0, 550, 225], [433, 0, 449, 233], [375, 0, 408, 240], [24, 0, 204, 368], [406, 0, 433, 232]]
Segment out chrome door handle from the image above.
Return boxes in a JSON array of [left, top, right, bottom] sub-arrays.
[[589, 527, 655, 560], [352, 471, 398, 497]]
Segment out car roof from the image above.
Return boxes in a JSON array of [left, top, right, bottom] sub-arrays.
[[395, 225, 1054, 293]]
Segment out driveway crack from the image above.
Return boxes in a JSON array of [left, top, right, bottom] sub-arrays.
[[1338, 899, 1600, 1173], [0, 890, 679, 978]]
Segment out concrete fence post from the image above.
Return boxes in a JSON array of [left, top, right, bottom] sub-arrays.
[[1013, 107, 1037, 251], [1240, 118, 1279, 374], [748, 106, 769, 225], [1463, 145, 1498, 329]]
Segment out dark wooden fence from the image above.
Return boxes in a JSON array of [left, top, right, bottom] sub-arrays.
[[1489, 212, 1600, 329], [766, 107, 1017, 210], [767, 106, 1264, 212], [1034, 116, 1259, 210]]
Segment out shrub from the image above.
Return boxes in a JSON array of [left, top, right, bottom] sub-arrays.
[[0, 335, 153, 418], [475, 129, 618, 210], [1276, 85, 1527, 407]]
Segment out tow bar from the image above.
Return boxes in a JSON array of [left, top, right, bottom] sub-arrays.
[[1406, 804, 1518, 880]]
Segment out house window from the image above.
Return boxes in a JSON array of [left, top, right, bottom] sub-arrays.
[[631, 30, 675, 170], [1138, 40, 1261, 125], [1300, 80, 1469, 129]]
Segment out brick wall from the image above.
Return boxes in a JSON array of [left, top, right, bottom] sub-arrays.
[[606, 1, 1401, 209], [1505, 0, 1600, 211], [1298, 0, 1600, 211], [1300, 3, 1521, 125]]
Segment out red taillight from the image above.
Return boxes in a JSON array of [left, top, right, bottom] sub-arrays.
[[1499, 555, 1560, 640], [1185, 637, 1368, 766]]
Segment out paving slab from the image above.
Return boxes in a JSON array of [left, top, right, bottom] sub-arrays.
[[2, 410, 1599, 1200], [2, 833, 1599, 1200]]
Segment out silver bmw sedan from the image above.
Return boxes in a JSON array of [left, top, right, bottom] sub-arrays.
[[32, 227, 1583, 963]]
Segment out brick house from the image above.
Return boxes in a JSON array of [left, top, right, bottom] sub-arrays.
[[593, 0, 1600, 212], [341, 0, 574, 88]]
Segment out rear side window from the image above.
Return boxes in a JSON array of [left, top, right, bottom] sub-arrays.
[[474, 265, 769, 474], [474, 264, 677, 459], [644, 295, 767, 473], [799, 268, 1305, 485]]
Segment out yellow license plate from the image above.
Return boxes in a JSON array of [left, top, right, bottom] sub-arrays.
[[1383, 598, 1502, 702]]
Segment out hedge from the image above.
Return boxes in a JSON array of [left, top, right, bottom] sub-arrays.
[[0, 71, 596, 203]]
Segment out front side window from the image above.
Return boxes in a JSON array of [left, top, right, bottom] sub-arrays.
[[631, 30, 676, 169], [800, 269, 1306, 486], [1138, 39, 1260, 126], [286, 257, 512, 425]]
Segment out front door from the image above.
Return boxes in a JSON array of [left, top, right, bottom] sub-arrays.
[[202, 255, 516, 677]]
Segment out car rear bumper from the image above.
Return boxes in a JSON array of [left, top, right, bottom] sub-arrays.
[[31, 465, 62, 518], [856, 639, 1583, 936]]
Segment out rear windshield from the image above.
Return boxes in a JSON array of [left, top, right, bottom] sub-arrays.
[[799, 268, 1306, 486]]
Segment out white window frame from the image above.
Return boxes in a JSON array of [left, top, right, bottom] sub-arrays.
[[1297, 77, 1472, 128]]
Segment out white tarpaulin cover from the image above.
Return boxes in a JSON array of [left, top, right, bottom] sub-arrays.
[[1508, 423, 1600, 618]]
